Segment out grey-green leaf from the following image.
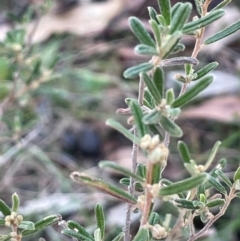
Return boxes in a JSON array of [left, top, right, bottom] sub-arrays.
[[170, 2, 192, 34], [112, 232, 124, 241], [159, 114, 183, 137], [174, 199, 199, 209], [12, 193, 20, 213], [178, 141, 191, 164], [106, 119, 140, 144], [166, 89, 175, 105], [143, 110, 161, 125], [161, 31, 182, 58], [99, 161, 145, 182], [123, 63, 154, 79], [159, 173, 209, 196], [157, 0, 171, 26], [148, 212, 160, 226], [70, 172, 137, 204], [206, 198, 225, 208], [18, 221, 35, 231], [205, 20, 240, 45], [142, 73, 161, 104], [153, 67, 164, 99], [0, 200, 11, 216], [129, 16, 155, 47], [172, 75, 213, 108], [215, 169, 232, 188], [183, 9, 225, 34], [193, 62, 218, 80], [129, 99, 147, 137], [208, 176, 227, 194], [234, 166, 240, 182], [22, 215, 62, 236], [67, 220, 94, 241], [132, 228, 149, 241], [134, 44, 159, 56], [150, 20, 161, 47], [95, 204, 105, 240], [62, 229, 93, 241]]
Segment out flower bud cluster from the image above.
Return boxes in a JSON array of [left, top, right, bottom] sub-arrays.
[[155, 99, 169, 116], [5, 212, 23, 227], [140, 134, 169, 166], [151, 224, 168, 239], [10, 231, 22, 241]]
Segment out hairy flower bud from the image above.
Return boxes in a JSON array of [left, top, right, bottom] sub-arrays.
[[151, 224, 168, 239]]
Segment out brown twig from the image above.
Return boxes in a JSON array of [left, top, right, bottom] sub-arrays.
[[188, 188, 236, 241]]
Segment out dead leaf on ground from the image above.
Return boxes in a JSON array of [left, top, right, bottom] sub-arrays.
[[181, 95, 240, 123], [27, 0, 126, 43]]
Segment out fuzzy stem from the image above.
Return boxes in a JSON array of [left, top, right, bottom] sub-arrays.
[[140, 163, 154, 226], [123, 77, 145, 241]]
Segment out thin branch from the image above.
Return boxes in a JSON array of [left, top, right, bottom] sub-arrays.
[[188, 188, 236, 241], [123, 76, 145, 241]]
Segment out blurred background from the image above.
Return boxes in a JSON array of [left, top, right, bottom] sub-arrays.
[[0, 0, 240, 240]]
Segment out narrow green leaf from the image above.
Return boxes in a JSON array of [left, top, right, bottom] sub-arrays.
[[170, 3, 192, 34], [148, 212, 160, 226], [148, 124, 164, 140], [144, 89, 154, 108], [0, 218, 5, 225], [161, 31, 182, 58], [205, 141, 221, 171], [129, 99, 147, 137], [142, 73, 161, 104], [171, 2, 182, 19], [193, 62, 218, 80], [106, 119, 140, 144], [18, 221, 35, 231], [215, 169, 233, 188], [94, 228, 101, 241], [142, 110, 161, 125], [200, 193, 206, 203], [62, 229, 93, 241], [166, 89, 175, 105], [183, 9, 225, 34], [234, 166, 240, 182], [99, 161, 145, 182], [153, 67, 164, 98], [137, 163, 147, 179], [67, 220, 94, 241], [206, 198, 225, 208], [22, 215, 62, 236], [95, 204, 105, 240], [149, 20, 161, 47], [132, 228, 149, 241], [172, 75, 213, 108], [12, 193, 20, 213], [0, 200, 11, 216], [159, 115, 183, 137], [0, 234, 11, 241], [111, 232, 124, 241], [148, 7, 158, 22], [123, 63, 154, 79], [211, 0, 233, 12], [129, 17, 155, 47], [157, 15, 166, 26], [173, 43, 185, 53], [151, 163, 162, 184], [208, 176, 227, 194], [159, 173, 209, 196], [174, 199, 199, 209], [70, 172, 137, 204], [157, 0, 171, 25], [205, 20, 240, 45], [134, 44, 159, 56], [193, 0, 202, 15], [178, 141, 191, 164], [119, 178, 144, 192]]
